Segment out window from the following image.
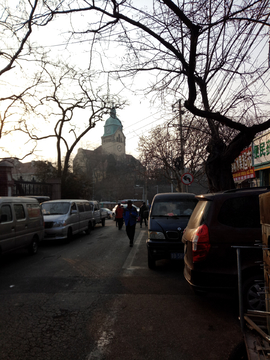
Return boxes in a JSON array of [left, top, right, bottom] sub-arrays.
[[151, 199, 197, 217], [188, 201, 210, 228], [14, 204, 26, 220], [84, 203, 91, 211], [78, 204, 84, 212], [0, 205, 12, 222], [218, 195, 260, 228], [71, 203, 77, 212], [27, 204, 41, 218], [41, 202, 70, 215]]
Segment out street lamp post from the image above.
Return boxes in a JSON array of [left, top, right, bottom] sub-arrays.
[[135, 185, 145, 202]]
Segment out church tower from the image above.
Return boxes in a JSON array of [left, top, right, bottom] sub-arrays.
[[101, 108, 126, 157]]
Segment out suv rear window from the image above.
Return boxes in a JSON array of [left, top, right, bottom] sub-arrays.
[[218, 195, 260, 228], [187, 200, 210, 228]]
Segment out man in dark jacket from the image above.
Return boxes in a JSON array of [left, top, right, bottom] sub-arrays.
[[139, 202, 148, 228], [123, 200, 138, 247]]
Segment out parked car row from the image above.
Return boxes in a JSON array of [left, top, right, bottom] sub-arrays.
[[0, 197, 107, 255], [147, 187, 270, 312]]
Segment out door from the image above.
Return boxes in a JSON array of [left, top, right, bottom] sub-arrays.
[[69, 202, 80, 234], [0, 203, 16, 253], [14, 203, 29, 248]]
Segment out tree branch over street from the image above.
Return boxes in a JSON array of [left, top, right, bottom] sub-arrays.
[[42, 0, 270, 191], [0, 0, 55, 160], [17, 60, 127, 190]]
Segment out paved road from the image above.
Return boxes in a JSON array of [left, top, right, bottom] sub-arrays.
[[0, 220, 243, 360]]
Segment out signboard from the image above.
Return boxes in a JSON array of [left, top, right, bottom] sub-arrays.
[[231, 146, 255, 182], [253, 131, 270, 168], [181, 173, 194, 185]]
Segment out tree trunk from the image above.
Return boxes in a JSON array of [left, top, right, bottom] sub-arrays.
[[205, 138, 235, 192]]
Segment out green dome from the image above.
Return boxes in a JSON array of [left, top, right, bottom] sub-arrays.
[[103, 108, 123, 137]]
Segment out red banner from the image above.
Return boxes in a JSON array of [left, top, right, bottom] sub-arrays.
[[231, 147, 255, 182]]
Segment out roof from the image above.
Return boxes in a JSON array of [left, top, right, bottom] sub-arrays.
[[102, 108, 123, 137], [153, 192, 196, 201]]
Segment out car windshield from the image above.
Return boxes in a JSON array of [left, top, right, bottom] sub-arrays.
[[41, 202, 70, 215], [151, 199, 197, 217]]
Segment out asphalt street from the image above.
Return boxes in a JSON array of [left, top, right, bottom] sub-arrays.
[[0, 219, 243, 360]]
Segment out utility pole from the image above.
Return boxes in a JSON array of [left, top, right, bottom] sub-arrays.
[[172, 99, 185, 192], [179, 99, 185, 193]]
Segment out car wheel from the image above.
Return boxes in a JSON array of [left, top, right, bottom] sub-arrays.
[[28, 236, 38, 255], [85, 222, 91, 235], [102, 218, 105, 227], [243, 275, 265, 311], [65, 228, 72, 244], [148, 250, 156, 270]]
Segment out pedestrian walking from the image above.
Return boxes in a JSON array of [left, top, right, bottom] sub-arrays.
[[115, 203, 124, 230], [139, 202, 148, 228], [123, 200, 138, 247]]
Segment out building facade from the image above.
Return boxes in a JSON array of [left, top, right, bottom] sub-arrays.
[[101, 108, 126, 157], [73, 108, 144, 201]]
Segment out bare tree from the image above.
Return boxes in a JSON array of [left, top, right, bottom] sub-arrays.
[[0, 0, 55, 160], [42, 0, 270, 191], [18, 61, 127, 189], [138, 112, 209, 191]]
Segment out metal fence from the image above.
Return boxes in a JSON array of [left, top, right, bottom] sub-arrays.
[[13, 180, 52, 198]]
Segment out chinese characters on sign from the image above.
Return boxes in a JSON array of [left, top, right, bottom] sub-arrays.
[[253, 132, 270, 166], [231, 147, 255, 182]]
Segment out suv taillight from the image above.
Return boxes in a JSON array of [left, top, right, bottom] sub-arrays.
[[192, 224, 210, 263]]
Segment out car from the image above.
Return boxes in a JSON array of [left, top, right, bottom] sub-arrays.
[[41, 199, 94, 242], [182, 187, 270, 311], [101, 207, 113, 219], [0, 196, 44, 256], [146, 192, 198, 269]]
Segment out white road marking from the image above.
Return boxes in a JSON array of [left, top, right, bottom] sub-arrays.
[[86, 298, 121, 360], [122, 230, 145, 270], [86, 230, 146, 359]]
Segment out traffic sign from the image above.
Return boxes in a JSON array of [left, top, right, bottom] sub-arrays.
[[181, 172, 194, 185]]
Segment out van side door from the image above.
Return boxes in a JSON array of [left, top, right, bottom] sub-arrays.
[[14, 203, 29, 247], [77, 203, 86, 232], [0, 203, 15, 253], [69, 202, 80, 234], [93, 202, 100, 222]]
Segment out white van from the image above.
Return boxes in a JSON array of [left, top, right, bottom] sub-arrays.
[[41, 199, 94, 242], [0, 197, 44, 256]]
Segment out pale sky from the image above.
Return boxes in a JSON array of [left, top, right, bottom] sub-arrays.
[[0, 3, 169, 164]]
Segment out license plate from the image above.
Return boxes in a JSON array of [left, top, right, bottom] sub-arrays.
[[171, 252, 184, 260]]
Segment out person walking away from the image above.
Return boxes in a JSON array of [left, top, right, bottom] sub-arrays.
[[115, 203, 124, 230], [123, 200, 137, 247], [139, 202, 148, 228]]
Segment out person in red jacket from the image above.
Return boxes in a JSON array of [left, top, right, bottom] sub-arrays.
[[115, 203, 124, 230]]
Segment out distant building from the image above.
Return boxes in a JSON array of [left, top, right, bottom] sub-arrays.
[[73, 108, 144, 201], [101, 107, 126, 157]]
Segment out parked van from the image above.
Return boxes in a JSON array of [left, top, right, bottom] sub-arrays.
[[41, 199, 94, 242], [88, 200, 107, 227], [0, 197, 44, 256], [147, 192, 197, 269]]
